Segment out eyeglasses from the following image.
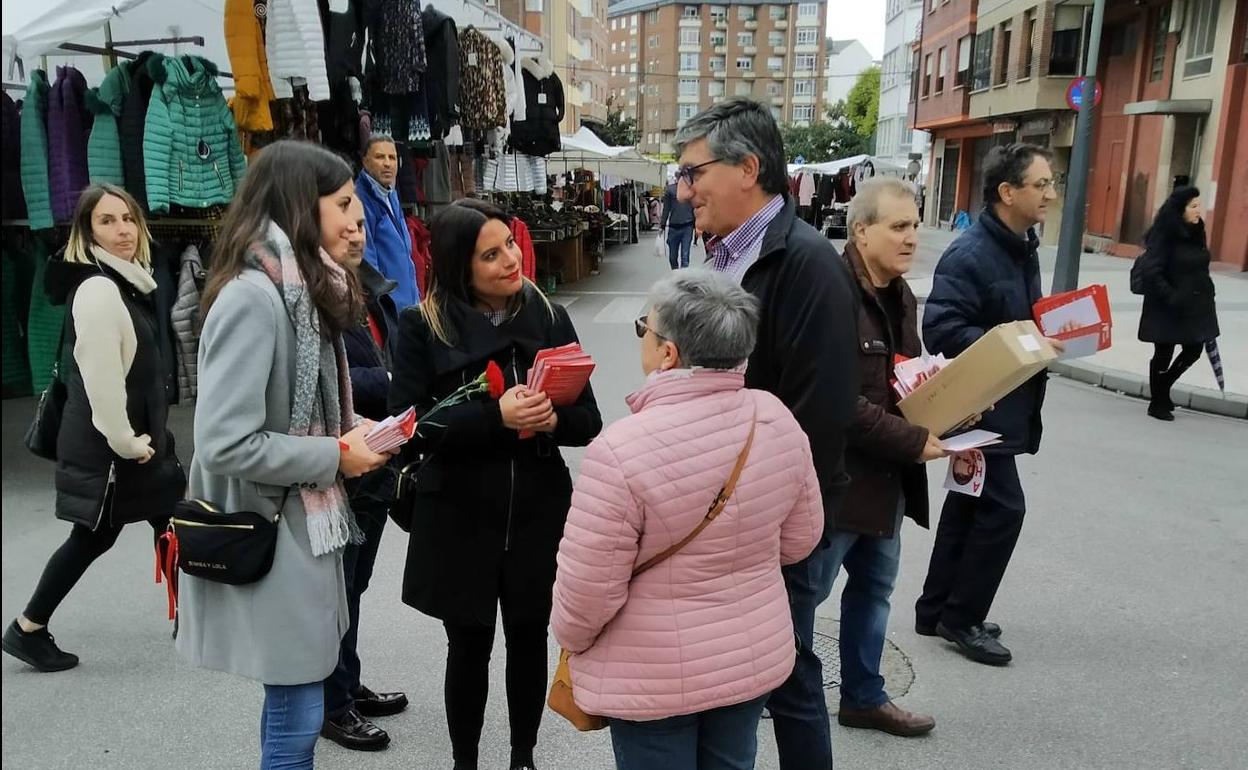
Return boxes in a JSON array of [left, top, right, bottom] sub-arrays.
[[1019, 178, 1055, 192], [634, 316, 667, 340], [674, 159, 722, 186]]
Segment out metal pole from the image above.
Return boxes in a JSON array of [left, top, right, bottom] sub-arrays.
[[1052, 0, 1107, 293]]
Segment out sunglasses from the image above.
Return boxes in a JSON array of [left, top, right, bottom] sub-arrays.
[[674, 159, 722, 186], [634, 316, 667, 340]]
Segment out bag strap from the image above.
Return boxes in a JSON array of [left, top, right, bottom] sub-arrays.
[[633, 412, 758, 578]]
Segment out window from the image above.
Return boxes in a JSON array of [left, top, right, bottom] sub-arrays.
[[679, 104, 697, 122], [736, 57, 754, 70], [768, 56, 784, 71], [1049, 7, 1084, 76], [1184, 0, 1220, 77], [738, 32, 754, 47], [680, 78, 699, 96], [735, 81, 754, 96], [680, 53, 699, 70], [711, 7, 727, 21], [888, 0, 904, 20], [610, 18, 616, 30], [794, 79, 815, 95], [793, 105, 814, 121], [798, 3, 818, 19], [770, 5, 787, 20], [526, 0, 543, 12], [738, 6, 756, 21], [1023, 10, 1037, 79], [910, 49, 921, 101], [711, 31, 726, 46], [681, 28, 700, 45], [877, 118, 891, 155], [648, 35, 658, 49], [955, 35, 971, 87], [882, 47, 898, 88], [797, 28, 819, 46], [708, 80, 725, 96], [936, 47, 947, 92], [769, 31, 785, 47], [683, 5, 700, 19], [630, 39, 639, 52], [767, 81, 783, 96], [1150, 4, 1171, 82], [631, 15, 638, 27], [795, 54, 817, 71], [710, 56, 726, 71], [929, 0, 937, 11], [996, 22, 1012, 85], [972, 29, 993, 90], [923, 53, 932, 96]]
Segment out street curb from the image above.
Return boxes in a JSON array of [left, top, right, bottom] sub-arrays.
[[1047, 361, 1248, 419]]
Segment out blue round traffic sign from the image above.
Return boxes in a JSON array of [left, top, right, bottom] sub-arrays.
[[1065, 77, 1103, 110]]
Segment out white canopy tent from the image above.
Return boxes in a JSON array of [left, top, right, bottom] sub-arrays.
[[792, 154, 908, 178], [546, 128, 667, 188]]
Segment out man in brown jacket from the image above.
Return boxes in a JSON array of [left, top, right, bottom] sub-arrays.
[[833, 177, 948, 736]]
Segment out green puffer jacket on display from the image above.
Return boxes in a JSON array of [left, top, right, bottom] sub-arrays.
[[86, 61, 132, 186], [143, 56, 246, 213], [20, 71, 53, 230]]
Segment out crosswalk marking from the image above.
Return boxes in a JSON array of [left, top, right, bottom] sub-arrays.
[[594, 296, 648, 324]]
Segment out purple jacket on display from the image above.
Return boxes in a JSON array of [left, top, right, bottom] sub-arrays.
[[48, 66, 93, 221]]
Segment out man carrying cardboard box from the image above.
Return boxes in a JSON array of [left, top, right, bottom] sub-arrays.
[[915, 144, 1066, 666]]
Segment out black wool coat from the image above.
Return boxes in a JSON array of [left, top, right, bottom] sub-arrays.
[[388, 286, 602, 627], [1137, 224, 1220, 345]]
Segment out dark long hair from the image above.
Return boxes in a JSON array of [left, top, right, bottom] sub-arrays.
[[421, 199, 551, 345], [201, 141, 362, 334], [1144, 186, 1205, 249]]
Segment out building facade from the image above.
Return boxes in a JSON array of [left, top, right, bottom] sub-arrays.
[[823, 39, 877, 107], [607, 0, 829, 155], [876, 0, 930, 178]]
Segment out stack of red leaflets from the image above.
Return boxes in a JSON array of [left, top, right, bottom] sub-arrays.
[[364, 407, 417, 453], [520, 343, 596, 439], [891, 353, 951, 400], [1032, 285, 1112, 360]]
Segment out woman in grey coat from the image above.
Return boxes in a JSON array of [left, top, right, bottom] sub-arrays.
[[176, 141, 391, 770]]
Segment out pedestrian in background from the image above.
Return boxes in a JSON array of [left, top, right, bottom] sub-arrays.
[[660, 180, 696, 269], [319, 193, 408, 752], [3, 184, 184, 673], [917, 143, 1066, 667], [1136, 186, 1220, 421], [835, 177, 944, 736], [673, 97, 860, 770], [388, 199, 602, 770], [551, 270, 823, 770], [358, 135, 419, 309], [177, 141, 391, 770]]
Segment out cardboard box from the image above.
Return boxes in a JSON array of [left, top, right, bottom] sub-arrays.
[[899, 321, 1057, 437]]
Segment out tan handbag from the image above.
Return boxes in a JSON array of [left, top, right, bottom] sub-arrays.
[[548, 416, 758, 732]]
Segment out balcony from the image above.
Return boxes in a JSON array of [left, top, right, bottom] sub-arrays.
[[679, 67, 701, 77], [714, 45, 726, 55], [743, 46, 757, 55], [796, 16, 820, 27], [774, 20, 788, 30], [711, 64, 726, 76], [743, 71, 756, 79], [679, 44, 701, 54], [772, 96, 786, 106], [773, 46, 787, 55], [744, 20, 758, 30], [680, 17, 701, 28], [714, 19, 728, 30], [771, 71, 786, 80], [678, 93, 700, 104]]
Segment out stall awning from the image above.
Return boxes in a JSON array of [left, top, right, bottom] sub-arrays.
[[792, 154, 909, 177], [546, 127, 668, 187]]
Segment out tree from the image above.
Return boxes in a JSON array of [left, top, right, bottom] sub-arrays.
[[845, 66, 881, 142], [587, 103, 639, 147], [778, 101, 867, 163]]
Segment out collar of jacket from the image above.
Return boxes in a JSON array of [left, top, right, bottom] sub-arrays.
[[625, 368, 746, 413], [357, 259, 397, 303], [751, 193, 798, 269], [360, 169, 395, 200], [44, 247, 155, 305], [522, 56, 555, 80], [437, 285, 551, 371], [843, 240, 913, 301], [979, 206, 1040, 261]]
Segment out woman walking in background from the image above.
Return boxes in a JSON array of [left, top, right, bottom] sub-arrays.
[[1137, 187, 1220, 421], [3, 184, 184, 673], [176, 141, 391, 769], [388, 199, 601, 770]]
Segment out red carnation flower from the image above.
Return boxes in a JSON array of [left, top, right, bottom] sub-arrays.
[[485, 361, 506, 399]]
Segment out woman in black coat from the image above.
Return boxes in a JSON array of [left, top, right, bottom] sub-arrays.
[[389, 199, 602, 770], [2, 184, 184, 673], [1137, 186, 1220, 421]]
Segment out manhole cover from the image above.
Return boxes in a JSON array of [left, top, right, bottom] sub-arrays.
[[812, 618, 916, 696]]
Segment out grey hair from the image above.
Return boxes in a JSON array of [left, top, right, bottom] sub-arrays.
[[647, 270, 760, 370], [364, 134, 397, 155], [847, 177, 919, 236], [674, 98, 789, 196]]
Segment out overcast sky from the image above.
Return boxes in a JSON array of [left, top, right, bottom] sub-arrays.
[[828, 0, 887, 61]]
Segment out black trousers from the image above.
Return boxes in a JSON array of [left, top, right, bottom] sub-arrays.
[[915, 454, 1026, 631], [443, 609, 548, 769], [1149, 343, 1204, 408], [323, 499, 390, 719], [24, 517, 168, 625]]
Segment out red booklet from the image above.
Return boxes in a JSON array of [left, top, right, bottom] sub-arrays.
[[520, 343, 595, 438], [1032, 285, 1112, 359]]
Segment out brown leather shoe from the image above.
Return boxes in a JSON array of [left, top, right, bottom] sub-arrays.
[[838, 700, 936, 737]]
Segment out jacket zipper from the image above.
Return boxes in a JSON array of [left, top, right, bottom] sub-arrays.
[[504, 349, 518, 552], [93, 462, 116, 532], [170, 519, 255, 530]]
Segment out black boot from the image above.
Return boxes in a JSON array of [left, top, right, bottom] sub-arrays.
[[2, 620, 79, 672], [1148, 364, 1175, 420]]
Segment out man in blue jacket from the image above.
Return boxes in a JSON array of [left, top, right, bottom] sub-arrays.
[[358, 135, 419, 309], [916, 143, 1065, 666]]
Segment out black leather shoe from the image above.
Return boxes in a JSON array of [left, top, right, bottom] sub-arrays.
[[354, 686, 408, 717], [936, 622, 1012, 665], [320, 709, 390, 751], [1148, 403, 1176, 421], [916, 620, 1000, 639], [2, 620, 79, 672]]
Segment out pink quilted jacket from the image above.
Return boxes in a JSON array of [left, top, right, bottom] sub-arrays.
[[551, 369, 824, 721]]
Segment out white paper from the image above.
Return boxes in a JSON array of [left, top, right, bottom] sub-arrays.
[[468, 52, 479, 67], [1055, 330, 1102, 360], [944, 450, 986, 497], [941, 430, 1003, 453], [538, 93, 548, 104], [1039, 295, 1100, 335], [1018, 334, 1042, 352]]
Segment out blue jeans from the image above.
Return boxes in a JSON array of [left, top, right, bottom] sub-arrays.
[[766, 540, 839, 770], [667, 224, 694, 269], [824, 510, 904, 710], [610, 694, 769, 770], [260, 682, 324, 770]]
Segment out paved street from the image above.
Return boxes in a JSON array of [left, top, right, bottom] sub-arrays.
[[3, 233, 1246, 770]]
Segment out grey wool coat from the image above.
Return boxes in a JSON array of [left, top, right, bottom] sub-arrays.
[[175, 269, 349, 686]]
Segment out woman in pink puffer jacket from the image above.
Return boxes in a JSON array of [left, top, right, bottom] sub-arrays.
[[551, 271, 824, 770]]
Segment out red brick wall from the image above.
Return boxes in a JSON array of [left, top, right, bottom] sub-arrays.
[[914, 0, 977, 129]]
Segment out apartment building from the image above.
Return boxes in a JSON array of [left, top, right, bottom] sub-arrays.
[[913, 0, 1246, 266], [822, 39, 876, 107], [606, 1, 829, 155], [875, 0, 929, 178]]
